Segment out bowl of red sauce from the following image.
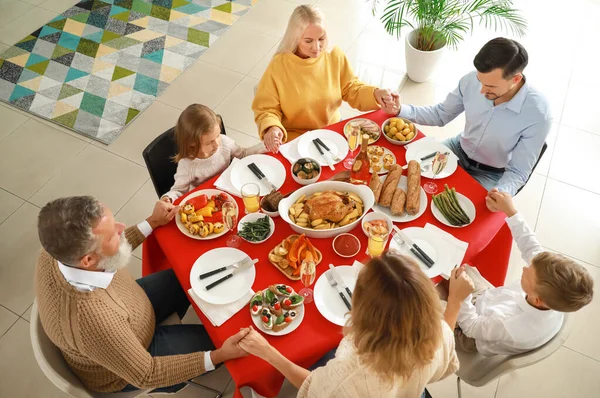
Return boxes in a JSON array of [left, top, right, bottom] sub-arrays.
[[332, 233, 361, 258]]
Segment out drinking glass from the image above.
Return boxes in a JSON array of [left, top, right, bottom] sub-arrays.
[[222, 201, 241, 248], [299, 258, 317, 303], [368, 229, 389, 258], [343, 126, 360, 169], [423, 152, 449, 194], [241, 183, 260, 213]]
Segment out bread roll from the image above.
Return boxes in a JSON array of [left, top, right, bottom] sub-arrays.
[[406, 160, 421, 215], [379, 165, 402, 207], [391, 188, 407, 216], [369, 173, 382, 203]]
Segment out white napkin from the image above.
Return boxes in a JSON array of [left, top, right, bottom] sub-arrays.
[[214, 158, 242, 197], [188, 288, 254, 327], [279, 136, 302, 164], [351, 260, 364, 276], [424, 223, 469, 279], [404, 136, 435, 150]]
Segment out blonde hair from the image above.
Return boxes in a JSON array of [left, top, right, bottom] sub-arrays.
[[346, 252, 443, 382], [532, 252, 594, 312], [174, 104, 220, 162], [275, 5, 327, 55]]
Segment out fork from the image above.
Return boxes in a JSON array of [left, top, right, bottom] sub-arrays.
[[198, 257, 254, 280], [325, 272, 352, 310]]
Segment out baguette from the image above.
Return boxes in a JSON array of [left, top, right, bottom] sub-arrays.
[[406, 160, 421, 215], [390, 188, 407, 216], [369, 173, 382, 203], [379, 165, 402, 207]]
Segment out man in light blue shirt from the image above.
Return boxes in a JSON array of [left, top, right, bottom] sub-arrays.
[[392, 38, 551, 199]]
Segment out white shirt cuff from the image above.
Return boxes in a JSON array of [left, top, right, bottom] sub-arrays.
[[136, 221, 153, 238], [505, 212, 524, 227], [204, 351, 215, 372]]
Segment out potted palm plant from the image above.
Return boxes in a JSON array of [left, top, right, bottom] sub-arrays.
[[372, 0, 527, 82]]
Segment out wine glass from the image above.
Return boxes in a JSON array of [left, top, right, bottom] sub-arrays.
[[299, 258, 317, 303], [343, 125, 360, 169], [222, 200, 241, 248], [423, 152, 449, 195]]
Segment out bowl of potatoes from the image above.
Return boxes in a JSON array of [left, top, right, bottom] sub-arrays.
[[381, 117, 417, 146], [278, 181, 375, 239]]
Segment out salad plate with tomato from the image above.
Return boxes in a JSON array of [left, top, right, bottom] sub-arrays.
[[176, 189, 238, 240], [250, 284, 305, 336]]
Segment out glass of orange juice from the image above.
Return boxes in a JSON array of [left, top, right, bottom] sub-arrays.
[[241, 183, 260, 213], [368, 229, 389, 258]]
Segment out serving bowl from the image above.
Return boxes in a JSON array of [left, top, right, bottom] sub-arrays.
[[291, 158, 321, 186], [237, 213, 275, 244], [278, 181, 375, 239], [361, 211, 394, 237], [381, 117, 417, 146]]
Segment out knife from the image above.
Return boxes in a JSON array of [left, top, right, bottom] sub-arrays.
[[205, 258, 258, 290], [315, 137, 341, 162], [328, 264, 352, 298], [312, 139, 335, 171], [199, 257, 258, 280], [247, 163, 277, 191], [325, 271, 351, 310], [393, 226, 435, 267], [420, 151, 439, 161]]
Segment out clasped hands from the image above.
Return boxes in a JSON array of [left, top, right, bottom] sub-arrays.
[[215, 325, 276, 363]]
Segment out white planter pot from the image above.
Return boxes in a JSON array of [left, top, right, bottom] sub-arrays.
[[405, 29, 446, 83]]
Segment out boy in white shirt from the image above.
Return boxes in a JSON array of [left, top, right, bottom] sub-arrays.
[[448, 189, 594, 356]]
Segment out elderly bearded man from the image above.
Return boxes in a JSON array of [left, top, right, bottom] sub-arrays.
[[35, 196, 248, 394]]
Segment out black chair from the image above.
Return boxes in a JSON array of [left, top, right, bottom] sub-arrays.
[[515, 141, 547, 195], [143, 116, 227, 198]]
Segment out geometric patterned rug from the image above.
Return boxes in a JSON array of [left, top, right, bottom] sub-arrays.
[[0, 0, 256, 144]]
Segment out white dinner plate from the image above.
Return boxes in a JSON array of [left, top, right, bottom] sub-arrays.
[[388, 227, 452, 278], [405, 140, 458, 179], [297, 129, 349, 167], [374, 175, 427, 222], [431, 192, 476, 228], [251, 298, 305, 336], [314, 266, 357, 326], [230, 154, 286, 196], [175, 189, 237, 240], [190, 248, 256, 305]]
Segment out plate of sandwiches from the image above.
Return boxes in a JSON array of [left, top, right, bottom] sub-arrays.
[[369, 162, 427, 222], [249, 284, 305, 336]]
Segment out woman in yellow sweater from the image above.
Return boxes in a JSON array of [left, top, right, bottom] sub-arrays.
[[252, 5, 398, 153]]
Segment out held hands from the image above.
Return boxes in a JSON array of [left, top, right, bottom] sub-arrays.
[[263, 126, 284, 154], [219, 328, 251, 361], [237, 326, 275, 361], [146, 200, 179, 229], [448, 265, 475, 303], [374, 89, 400, 115], [485, 188, 517, 216]]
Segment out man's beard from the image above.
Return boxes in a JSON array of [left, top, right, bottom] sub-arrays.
[[96, 235, 132, 272]]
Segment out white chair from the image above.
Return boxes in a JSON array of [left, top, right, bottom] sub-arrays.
[[455, 314, 572, 398], [30, 302, 222, 398]]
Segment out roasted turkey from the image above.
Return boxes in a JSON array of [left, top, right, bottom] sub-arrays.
[[304, 191, 354, 222]]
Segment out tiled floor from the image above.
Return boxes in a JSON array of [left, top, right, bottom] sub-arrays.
[[0, 0, 599, 397]]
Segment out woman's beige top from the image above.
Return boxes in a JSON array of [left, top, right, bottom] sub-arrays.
[[298, 321, 459, 397]]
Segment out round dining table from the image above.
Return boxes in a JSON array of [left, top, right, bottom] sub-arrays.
[[141, 110, 512, 397]]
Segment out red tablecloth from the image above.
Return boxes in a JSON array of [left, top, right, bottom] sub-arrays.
[[142, 110, 512, 397]]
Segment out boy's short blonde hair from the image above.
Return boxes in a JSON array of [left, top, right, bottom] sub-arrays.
[[533, 252, 594, 312]]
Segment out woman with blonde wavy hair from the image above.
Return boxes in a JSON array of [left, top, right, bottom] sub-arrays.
[[239, 252, 473, 397], [252, 5, 398, 153]]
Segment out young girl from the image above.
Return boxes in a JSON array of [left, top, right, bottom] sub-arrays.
[[161, 104, 266, 203]]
